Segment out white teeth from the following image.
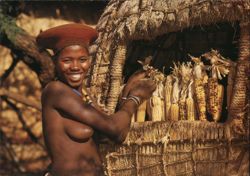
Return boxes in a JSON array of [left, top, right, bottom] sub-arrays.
[[70, 74, 81, 81]]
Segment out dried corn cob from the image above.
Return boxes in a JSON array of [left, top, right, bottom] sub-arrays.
[[207, 78, 224, 121], [179, 98, 186, 120], [179, 63, 192, 120], [207, 78, 218, 116], [150, 95, 164, 121], [170, 103, 179, 121], [215, 84, 224, 121], [203, 49, 231, 122], [149, 82, 164, 121], [191, 55, 207, 121], [193, 79, 206, 121], [164, 75, 173, 120], [170, 74, 180, 121], [136, 100, 147, 122], [186, 80, 196, 121]]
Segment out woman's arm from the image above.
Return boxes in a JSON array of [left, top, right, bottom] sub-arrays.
[[42, 79, 155, 142]]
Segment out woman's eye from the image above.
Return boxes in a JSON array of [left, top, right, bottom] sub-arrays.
[[62, 58, 71, 63], [80, 57, 88, 63]]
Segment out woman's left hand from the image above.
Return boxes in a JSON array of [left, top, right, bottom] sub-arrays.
[[121, 70, 147, 98]]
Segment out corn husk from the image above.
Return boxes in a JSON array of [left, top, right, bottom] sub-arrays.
[[131, 114, 135, 123], [170, 103, 179, 121], [164, 75, 173, 120], [148, 81, 164, 121], [215, 85, 224, 121], [193, 79, 207, 121], [170, 74, 180, 121], [191, 55, 207, 121], [186, 80, 196, 121], [136, 101, 147, 122], [179, 98, 186, 120], [203, 49, 231, 122], [179, 63, 192, 120], [207, 78, 224, 122], [149, 96, 164, 121]]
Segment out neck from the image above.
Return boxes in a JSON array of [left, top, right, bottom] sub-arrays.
[[75, 85, 83, 93], [57, 79, 83, 95]]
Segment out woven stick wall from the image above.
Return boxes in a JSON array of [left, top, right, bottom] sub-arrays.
[[88, 0, 250, 175], [99, 121, 249, 175]]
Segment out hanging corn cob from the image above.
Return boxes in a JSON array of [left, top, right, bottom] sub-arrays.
[[202, 50, 231, 122], [164, 75, 173, 120], [148, 76, 165, 121], [170, 64, 180, 121], [170, 77, 179, 121], [179, 63, 192, 120], [206, 78, 224, 121], [190, 55, 207, 121], [186, 80, 197, 121], [149, 95, 163, 121], [158, 80, 165, 120], [136, 100, 147, 122]]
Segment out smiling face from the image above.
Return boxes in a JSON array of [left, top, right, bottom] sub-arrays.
[[55, 45, 91, 90]]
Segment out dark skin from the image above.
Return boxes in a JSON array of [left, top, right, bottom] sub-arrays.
[[42, 45, 156, 176]]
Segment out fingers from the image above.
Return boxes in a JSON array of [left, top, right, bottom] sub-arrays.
[[128, 70, 147, 82], [145, 79, 157, 92], [122, 87, 130, 98]]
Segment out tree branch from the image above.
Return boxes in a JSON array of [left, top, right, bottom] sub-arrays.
[[0, 9, 55, 87], [0, 51, 19, 85], [2, 97, 44, 148], [0, 88, 41, 111], [0, 129, 25, 173]]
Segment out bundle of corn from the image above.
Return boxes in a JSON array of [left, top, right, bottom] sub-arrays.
[[202, 49, 232, 122], [134, 49, 234, 123]]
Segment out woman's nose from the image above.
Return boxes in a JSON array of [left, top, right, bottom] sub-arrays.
[[70, 61, 80, 71]]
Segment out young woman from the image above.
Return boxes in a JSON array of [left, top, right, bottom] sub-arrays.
[[37, 24, 156, 176]]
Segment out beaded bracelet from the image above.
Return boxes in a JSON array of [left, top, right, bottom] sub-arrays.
[[121, 95, 141, 106]]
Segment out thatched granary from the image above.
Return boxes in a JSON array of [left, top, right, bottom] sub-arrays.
[[88, 0, 249, 175]]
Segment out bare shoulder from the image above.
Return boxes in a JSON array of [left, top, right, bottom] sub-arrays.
[[43, 81, 65, 95], [42, 81, 68, 103]]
